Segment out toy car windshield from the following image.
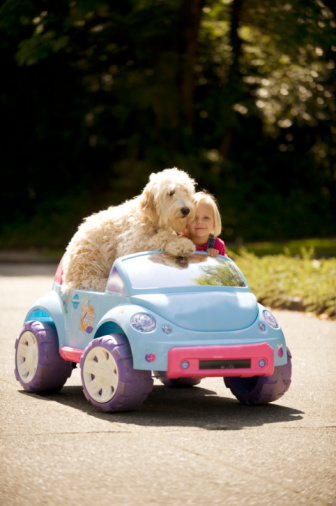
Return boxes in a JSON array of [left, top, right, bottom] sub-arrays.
[[122, 252, 246, 289]]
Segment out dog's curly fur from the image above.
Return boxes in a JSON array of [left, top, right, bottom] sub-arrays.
[[62, 168, 196, 292]]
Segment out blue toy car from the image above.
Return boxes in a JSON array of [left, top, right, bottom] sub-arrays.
[[15, 251, 292, 412]]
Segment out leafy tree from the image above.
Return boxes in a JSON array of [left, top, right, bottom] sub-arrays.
[[0, 0, 335, 247]]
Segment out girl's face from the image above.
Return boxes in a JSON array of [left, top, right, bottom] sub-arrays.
[[187, 201, 214, 245]]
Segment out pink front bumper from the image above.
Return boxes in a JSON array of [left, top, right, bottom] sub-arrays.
[[167, 342, 274, 379]]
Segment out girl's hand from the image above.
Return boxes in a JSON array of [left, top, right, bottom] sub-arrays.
[[207, 248, 219, 257]]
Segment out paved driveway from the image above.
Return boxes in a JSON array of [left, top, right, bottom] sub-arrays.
[[0, 263, 335, 506]]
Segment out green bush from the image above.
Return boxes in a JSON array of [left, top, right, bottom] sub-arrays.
[[229, 248, 336, 319]]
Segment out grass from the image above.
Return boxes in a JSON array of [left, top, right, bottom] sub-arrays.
[[228, 237, 336, 258], [228, 247, 336, 320]]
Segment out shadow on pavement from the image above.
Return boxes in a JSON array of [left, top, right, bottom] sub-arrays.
[[19, 382, 304, 431]]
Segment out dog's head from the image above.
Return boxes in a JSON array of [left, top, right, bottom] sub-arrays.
[[139, 167, 196, 233]]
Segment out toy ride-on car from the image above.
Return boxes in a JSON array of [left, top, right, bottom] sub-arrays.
[[15, 251, 292, 412]]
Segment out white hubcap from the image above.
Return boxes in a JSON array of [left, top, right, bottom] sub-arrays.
[[16, 331, 39, 383], [83, 346, 119, 403]]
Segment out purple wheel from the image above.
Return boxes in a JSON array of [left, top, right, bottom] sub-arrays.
[[15, 321, 72, 393], [224, 348, 292, 405], [80, 334, 153, 412], [153, 371, 201, 388]]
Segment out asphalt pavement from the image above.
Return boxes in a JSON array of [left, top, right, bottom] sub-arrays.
[[0, 261, 335, 506]]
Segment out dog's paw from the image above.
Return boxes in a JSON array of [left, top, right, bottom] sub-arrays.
[[165, 237, 195, 257]]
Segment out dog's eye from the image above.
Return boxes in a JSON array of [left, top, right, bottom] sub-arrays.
[[168, 190, 175, 197]]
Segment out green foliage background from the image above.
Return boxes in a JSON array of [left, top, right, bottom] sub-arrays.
[[229, 248, 336, 318], [0, 0, 335, 248]]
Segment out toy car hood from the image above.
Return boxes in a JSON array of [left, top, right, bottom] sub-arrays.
[[130, 291, 258, 331]]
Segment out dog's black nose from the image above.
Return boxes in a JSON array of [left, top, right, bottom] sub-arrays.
[[181, 207, 190, 217]]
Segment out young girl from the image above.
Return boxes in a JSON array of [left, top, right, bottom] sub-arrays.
[[184, 191, 225, 257]]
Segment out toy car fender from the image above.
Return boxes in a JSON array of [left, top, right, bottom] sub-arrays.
[[24, 291, 66, 347]]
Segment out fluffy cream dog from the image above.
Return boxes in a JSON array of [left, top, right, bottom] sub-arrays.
[[62, 168, 196, 292]]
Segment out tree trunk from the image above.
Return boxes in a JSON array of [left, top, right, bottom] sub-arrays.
[[178, 0, 205, 125], [229, 0, 244, 81], [220, 0, 244, 158]]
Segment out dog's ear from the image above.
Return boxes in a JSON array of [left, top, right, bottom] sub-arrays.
[[139, 184, 158, 223]]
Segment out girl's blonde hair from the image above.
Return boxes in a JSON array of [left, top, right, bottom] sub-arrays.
[[191, 191, 222, 237]]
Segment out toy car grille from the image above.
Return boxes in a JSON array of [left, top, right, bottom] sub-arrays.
[[199, 359, 251, 370]]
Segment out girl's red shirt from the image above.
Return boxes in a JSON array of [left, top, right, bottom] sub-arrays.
[[195, 237, 226, 256]]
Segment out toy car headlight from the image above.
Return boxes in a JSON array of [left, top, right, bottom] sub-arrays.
[[263, 309, 280, 329], [131, 313, 156, 333]]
